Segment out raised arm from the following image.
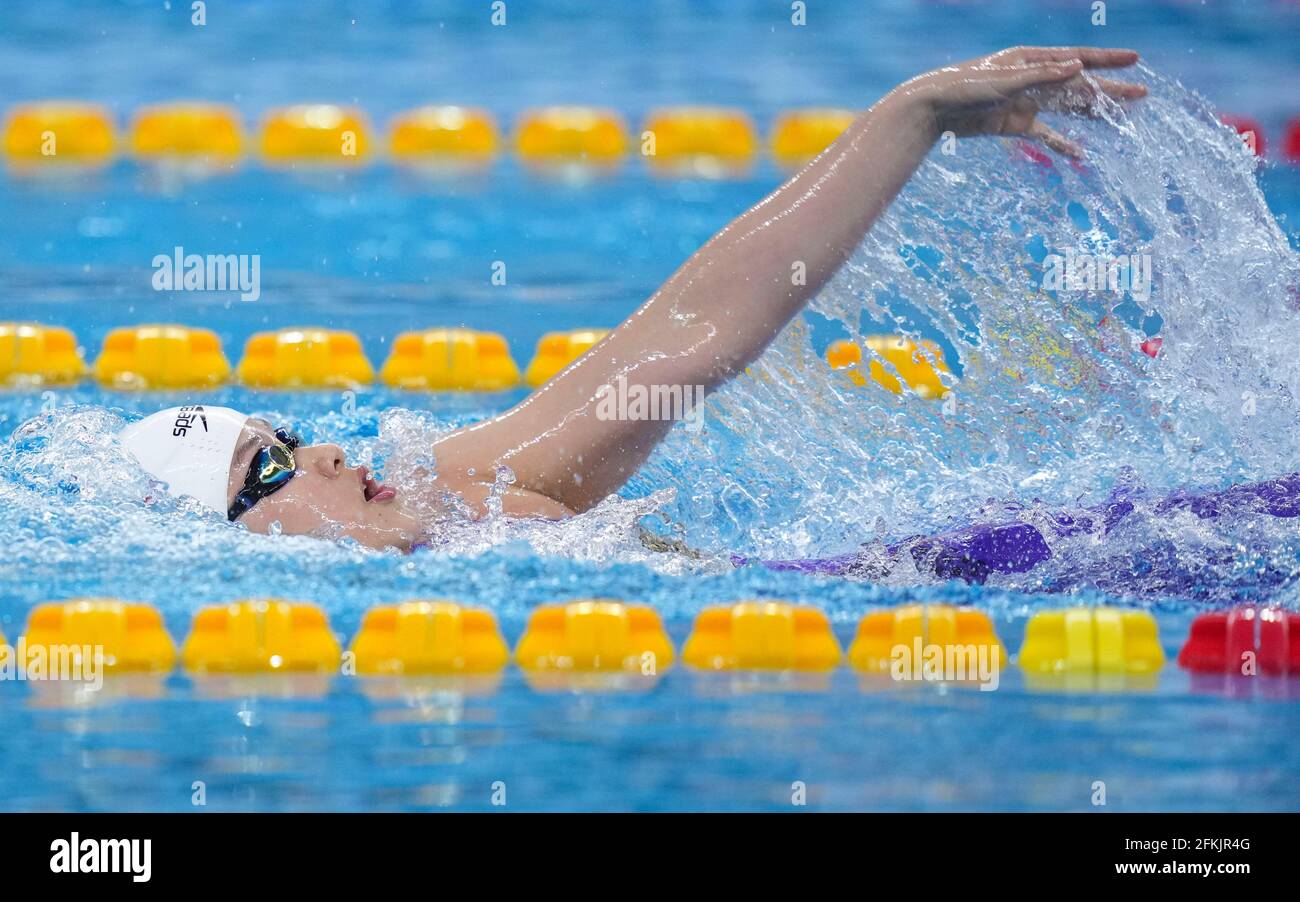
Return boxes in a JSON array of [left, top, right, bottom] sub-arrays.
[[431, 47, 1145, 517]]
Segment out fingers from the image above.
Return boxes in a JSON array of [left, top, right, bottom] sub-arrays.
[[1032, 72, 1148, 115], [998, 46, 1140, 69], [1029, 120, 1083, 158], [983, 59, 1084, 95], [1093, 76, 1147, 101]]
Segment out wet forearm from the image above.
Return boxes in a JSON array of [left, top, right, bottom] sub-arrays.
[[475, 91, 940, 509], [601, 89, 939, 388]]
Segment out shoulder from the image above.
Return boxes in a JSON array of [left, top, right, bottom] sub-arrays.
[[442, 479, 576, 521]]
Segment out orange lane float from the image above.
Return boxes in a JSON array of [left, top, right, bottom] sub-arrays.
[[514, 107, 628, 165], [515, 600, 674, 675], [682, 602, 841, 671], [390, 105, 498, 162], [642, 106, 756, 175], [380, 328, 520, 391], [0, 322, 86, 386], [94, 324, 230, 390], [182, 599, 342, 674], [351, 601, 510, 675], [22, 599, 177, 674], [261, 104, 370, 164], [3, 102, 115, 164], [237, 328, 374, 388], [848, 604, 1007, 680], [130, 102, 243, 161]]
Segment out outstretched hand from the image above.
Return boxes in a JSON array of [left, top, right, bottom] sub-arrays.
[[900, 46, 1147, 157]]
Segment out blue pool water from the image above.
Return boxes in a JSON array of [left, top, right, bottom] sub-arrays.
[[2, 1, 1300, 811]]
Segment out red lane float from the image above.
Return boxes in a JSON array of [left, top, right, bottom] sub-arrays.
[[1220, 115, 1265, 157], [1284, 118, 1300, 163], [1259, 608, 1300, 674], [1178, 606, 1299, 675]]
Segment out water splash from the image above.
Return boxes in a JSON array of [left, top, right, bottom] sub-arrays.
[[635, 67, 1300, 577]]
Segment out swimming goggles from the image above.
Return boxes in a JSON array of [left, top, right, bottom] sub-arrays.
[[227, 427, 302, 521]]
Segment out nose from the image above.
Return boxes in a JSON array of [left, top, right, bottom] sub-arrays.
[[302, 443, 347, 479]]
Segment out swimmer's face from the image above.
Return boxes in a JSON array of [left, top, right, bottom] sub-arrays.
[[226, 419, 420, 552]]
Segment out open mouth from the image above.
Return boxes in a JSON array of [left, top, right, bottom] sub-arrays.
[[359, 466, 397, 503]]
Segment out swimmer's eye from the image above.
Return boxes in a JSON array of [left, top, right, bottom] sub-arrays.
[[255, 444, 296, 485], [227, 430, 300, 521]]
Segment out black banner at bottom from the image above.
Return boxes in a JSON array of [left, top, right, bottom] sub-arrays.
[[0, 812, 1284, 888]]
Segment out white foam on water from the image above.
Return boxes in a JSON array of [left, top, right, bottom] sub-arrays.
[[635, 67, 1300, 573]]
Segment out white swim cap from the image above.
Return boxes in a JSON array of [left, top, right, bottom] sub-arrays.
[[120, 405, 250, 514]]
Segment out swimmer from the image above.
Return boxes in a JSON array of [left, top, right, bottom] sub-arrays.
[[120, 47, 1147, 552]]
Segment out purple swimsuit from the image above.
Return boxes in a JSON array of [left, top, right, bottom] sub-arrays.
[[738, 473, 1300, 590]]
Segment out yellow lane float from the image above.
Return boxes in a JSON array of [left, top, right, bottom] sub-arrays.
[[642, 107, 756, 173], [94, 324, 230, 390], [0, 322, 86, 386], [380, 328, 520, 391], [523, 328, 608, 387], [351, 601, 509, 675], [260, 104, 370, 164], [826, 335, 950, 398], [130, 102, 243, 161], [848, 604, 1007, 678], [182, 599, 341, 673], [23, 599, 176, 673], [3, 102, 115, 164], [514, 106, 628, 164], [390, 105, 498, 162], [237, 327, 374, 388], [770, 108, 856, 167], [515, 601, 674, 674], [1019, 607, 1165, 690], [682, 601, 841, 671]]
